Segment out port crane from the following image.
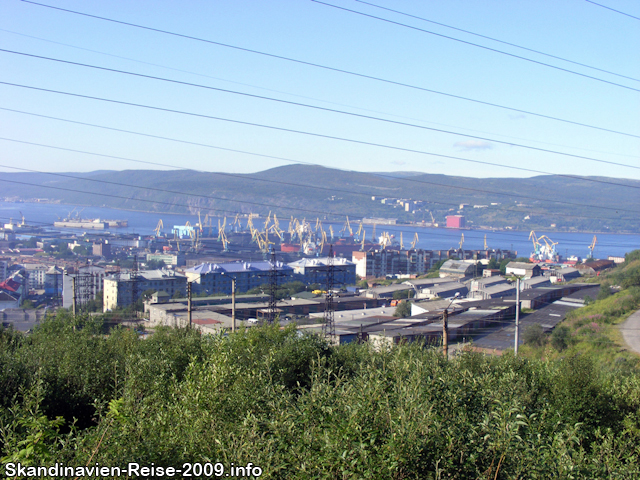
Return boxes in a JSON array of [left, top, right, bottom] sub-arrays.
[[410, 232, 419, 250], [587, 235, 597, 259], [355, 220, 364, 241], [154, 219, 164, 237]]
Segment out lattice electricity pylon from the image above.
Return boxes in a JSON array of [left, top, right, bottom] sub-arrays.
[[322, 244, 335, 339], [267, 246, 278, 322]]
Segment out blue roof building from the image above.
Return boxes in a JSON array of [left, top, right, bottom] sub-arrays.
[[185, 261, 294, 295]]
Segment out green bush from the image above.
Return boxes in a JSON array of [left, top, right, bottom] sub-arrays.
[[2, 313, 640, 478]]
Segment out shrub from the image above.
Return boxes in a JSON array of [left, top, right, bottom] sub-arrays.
[[523, 323, 546, 346]]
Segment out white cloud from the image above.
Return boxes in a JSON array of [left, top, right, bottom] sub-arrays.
[[454, 140, 493, 151]]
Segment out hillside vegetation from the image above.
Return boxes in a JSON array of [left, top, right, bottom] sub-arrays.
[[1, 166, 638, 232], [2, 314, 640, 478], [522, 251, 640, 365]]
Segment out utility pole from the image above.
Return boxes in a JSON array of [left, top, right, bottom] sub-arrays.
[[187, 281, 192, 329], [231, 277, 236, 333], [268, 246, 278, 322], [72, 275, 77, 316], [514, 277, 521, 355], [442, 292, 460, 359], [323, 244, 335, 340], [442, 307, 448, 359]]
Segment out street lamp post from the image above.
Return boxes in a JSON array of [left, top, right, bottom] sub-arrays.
[[443, 292, 461, 359], [221, 273, 237, 333]]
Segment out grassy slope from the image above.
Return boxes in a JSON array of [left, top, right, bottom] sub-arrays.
[[521, 256, 640, 368]]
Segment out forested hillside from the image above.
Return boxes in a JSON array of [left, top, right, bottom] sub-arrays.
[[1, 166, 638, 232]]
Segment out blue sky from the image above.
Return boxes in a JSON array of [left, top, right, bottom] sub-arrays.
[[1, 0, 639, 178]]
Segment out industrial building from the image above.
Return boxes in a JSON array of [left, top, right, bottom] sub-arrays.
[[288, 257, 356, 287], [146, 252, 186, 267], [439, 259, 476, 278], [352, 249, 433, 278], [103, 270, 187, 312], [185, 261, 294, 295], [505, 262, 541, 278], [445, 215, 466, 228], [62, 265, 106, 310]]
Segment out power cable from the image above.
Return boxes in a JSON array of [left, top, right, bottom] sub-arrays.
[[4, 107, 639, 223], [16, 0, 640, 139], [312, 0, 640, 93], [584, 0, 640, 21], [3, 48, 639, 174], [4, 137, 638, 223], [356, 0, 640, 83], [2, 81, 640, 192], [2, 40, 632, 159]]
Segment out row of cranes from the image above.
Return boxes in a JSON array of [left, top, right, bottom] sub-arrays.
[[152, 212, 424, 255]]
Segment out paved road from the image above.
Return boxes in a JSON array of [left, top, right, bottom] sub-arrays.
[[621, 310, 640, 355]]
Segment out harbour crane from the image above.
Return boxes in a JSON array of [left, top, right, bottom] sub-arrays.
[[587, 235, 597, 259], [410, 232, 419, 250], [355, 220, 364, 241], [197, 211, 203, 234], [344, 216, 353, 237], [154, 219, 163, 237]]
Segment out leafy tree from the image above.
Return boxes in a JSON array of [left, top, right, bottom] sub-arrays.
[[523, 323, 546, 346], [392, 289, 414, 300], [551, 325, 571, 352], [146, 259, 166, 270], [597, 284, 612, 301], [487, 257, 499, 270], [394, 300, 411, 317]]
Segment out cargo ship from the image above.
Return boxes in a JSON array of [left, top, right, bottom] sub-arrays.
[[282, 237, 376, 256], [54, 218, 128, 229]]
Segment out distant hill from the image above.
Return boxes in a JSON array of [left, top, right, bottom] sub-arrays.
[[0, 166, 638, 233]]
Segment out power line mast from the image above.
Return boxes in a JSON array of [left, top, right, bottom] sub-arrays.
[[323, 244, 335, 340], [268, 246, 278, 322]]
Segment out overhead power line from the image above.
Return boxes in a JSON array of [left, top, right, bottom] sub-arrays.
[[312, 0, 640, 93], [0, 164, 634, 234], [3, 135, 638, 220], [3, 49, 638, 173], [17, 1, 640, 139], [356, 0, 640, 83], [2, 81, 639, 192], [584, 0, 640, 21]]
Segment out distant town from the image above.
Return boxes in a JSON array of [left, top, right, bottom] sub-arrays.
[[1, 207, 620, 353]]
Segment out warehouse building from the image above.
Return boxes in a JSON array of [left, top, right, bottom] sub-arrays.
[[185, 261, 294, 295], [288, 257, 356, 286]]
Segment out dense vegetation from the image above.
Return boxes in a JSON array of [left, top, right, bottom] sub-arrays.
[[2, 251, 640, 478], [522, 251, 640, 366], [1, 314, 639, 478]]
